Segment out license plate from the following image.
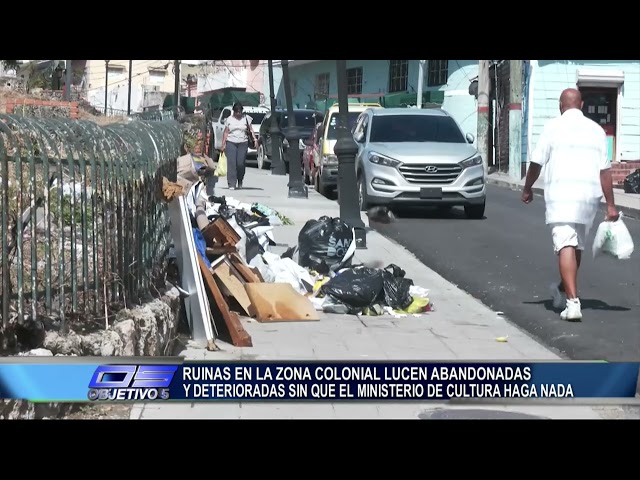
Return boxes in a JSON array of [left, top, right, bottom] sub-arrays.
[[420, 187, 443, 199]]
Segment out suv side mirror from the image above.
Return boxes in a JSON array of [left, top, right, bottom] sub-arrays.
[[354, 131, 365, 143], [465, 133, 475, 144]]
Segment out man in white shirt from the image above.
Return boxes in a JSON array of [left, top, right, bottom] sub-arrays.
[[521, 88, 619, 321]]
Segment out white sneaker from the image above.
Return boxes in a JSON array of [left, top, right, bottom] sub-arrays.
[[550, 283, 565, 309], [560, 298, 582, 322]]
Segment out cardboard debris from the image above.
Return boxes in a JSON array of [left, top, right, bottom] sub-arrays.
[[160, 177, 187, 202], [167, 174, 327, 352], [198, 255, 252, 347], [211, 257, 255, 317], [245, 283, 320, 323]]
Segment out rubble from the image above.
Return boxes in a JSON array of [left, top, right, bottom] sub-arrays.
[[160, 150, 436, 351]]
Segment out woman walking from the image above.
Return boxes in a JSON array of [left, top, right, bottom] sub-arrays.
[[221, 102, 258, 190]]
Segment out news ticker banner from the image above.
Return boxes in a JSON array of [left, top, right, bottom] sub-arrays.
[[0, 360, 638, 403]]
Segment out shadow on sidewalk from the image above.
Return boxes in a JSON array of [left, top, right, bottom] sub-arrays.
[[524, 298, 632, 313], [383, 206, 486, 221]]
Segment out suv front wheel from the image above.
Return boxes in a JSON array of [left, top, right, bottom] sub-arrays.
[[358, 174, 370, 211], [464, 201, 486, 219], [256, 144, 269, 170]]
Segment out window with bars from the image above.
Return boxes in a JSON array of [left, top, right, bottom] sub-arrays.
[[427, 60, 448, 87], [347, 67, 363, 94], [315, 72, 330, 99], [388, 60, 408, 93]]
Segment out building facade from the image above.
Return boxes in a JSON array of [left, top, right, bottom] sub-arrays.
[[282, 60, 480, 141], [524, 60, 640, 164], [84, 60, 177, 113], [196, 60, 267, 103]]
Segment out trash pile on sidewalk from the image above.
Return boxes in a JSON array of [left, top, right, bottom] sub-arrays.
[[162, 173, 319, 350], [162, 158, 434, 349], [295, 216, 434, 318]]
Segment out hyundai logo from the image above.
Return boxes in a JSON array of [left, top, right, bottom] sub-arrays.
[[425, 166, 438, 173]]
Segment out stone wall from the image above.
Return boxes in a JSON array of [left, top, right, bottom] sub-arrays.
[[5, 98, 79, 119], [0, 287, 182, 419]]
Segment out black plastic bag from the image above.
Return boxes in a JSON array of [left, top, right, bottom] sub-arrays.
[[321, 267, 384, 308], [298, 216, 354, 274], [380, 264, 414, 310], [242, 226, 264, 264], [623, 169, 640, 194]]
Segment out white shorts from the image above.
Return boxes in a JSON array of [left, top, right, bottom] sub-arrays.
[[550, 223, 586, 255]]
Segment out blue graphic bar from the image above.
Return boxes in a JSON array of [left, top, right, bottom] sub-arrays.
[[0, 361, 637, 402]]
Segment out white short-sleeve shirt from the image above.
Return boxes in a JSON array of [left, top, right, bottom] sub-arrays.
[[530, 108, 610, 227], [225, 114, 253, 144]]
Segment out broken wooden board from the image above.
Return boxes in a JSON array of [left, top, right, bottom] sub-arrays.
[[212, 260, 255, 317], [244, 283, 320, 323], [201, 217, 241, 248], [198, 255, 252, 347], [206, 245, 237, 257], [229, 252, 262, 283]]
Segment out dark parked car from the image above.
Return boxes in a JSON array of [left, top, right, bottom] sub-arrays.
[[256, 108, 324, 170]]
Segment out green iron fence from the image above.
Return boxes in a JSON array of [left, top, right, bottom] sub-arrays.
[[0, 115, 181, 333]]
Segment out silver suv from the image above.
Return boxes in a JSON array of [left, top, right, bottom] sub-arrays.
[[354, 108, 486, 219]]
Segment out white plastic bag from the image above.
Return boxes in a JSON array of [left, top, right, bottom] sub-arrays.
[[592, 214, 634, 260]]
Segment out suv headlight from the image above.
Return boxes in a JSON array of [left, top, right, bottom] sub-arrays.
[[460, 154, 483, 169], [322, 154, 338, 166], [368, 152, 401, 168]]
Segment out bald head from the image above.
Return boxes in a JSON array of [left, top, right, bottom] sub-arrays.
[[559, 88, 583, 113]]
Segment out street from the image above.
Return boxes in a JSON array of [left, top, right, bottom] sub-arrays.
[[368, 184, 640, 363]]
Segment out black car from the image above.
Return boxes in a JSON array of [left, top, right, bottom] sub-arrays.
[[256, 108, 324, 170]]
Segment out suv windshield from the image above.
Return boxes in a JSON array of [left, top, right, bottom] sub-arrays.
[[280, 111, 321, 128], [247, 112, 267, 125], [369, 114, 466, 143], [326, 111, 361, 140]]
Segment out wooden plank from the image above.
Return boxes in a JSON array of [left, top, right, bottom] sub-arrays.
[[229, 252, 262, 283], [201, 217, 241, 248], [245, 283, 320, 323], [198, 255, 252, 347], [206, 245, 237, 256], [212, 261, 255, 317]]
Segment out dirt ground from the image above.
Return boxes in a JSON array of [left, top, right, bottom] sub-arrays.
[[63, 403, 133, 420]]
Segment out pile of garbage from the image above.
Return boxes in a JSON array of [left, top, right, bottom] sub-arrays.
[[292, 216, 433, 317], [163, 157, 434, 349]]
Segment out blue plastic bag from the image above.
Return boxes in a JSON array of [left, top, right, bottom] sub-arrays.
[[192, 228, 208, 263]]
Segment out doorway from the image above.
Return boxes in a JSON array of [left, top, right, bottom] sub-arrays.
[[579, 87, 618, 161]]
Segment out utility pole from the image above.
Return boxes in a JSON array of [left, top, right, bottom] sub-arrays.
[[508, 59, 523, 180], [268, 60, 285, 175], [335, 59, 367, 249], [281, 60, 307, 198], [174, 60, 181, 117], [416, 60, 425, 109], [64, 60, 73, 101], [104, 60, 110, 115], [477, 60, 491, 177], [127, 60, 133, 115]]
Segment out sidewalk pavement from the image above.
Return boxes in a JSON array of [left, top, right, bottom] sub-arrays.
[[487, 171, 640, 218], [133, 169, 626, 420]]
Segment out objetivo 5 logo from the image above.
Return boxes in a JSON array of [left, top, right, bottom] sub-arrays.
[[88, 365, 178, 401]]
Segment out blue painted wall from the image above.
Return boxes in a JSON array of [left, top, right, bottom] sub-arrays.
[[281, 60, 479, 140], [526, 60, 640, 162]]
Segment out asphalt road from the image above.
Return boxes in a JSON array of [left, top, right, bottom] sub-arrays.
[[369, 185, 640, 363]]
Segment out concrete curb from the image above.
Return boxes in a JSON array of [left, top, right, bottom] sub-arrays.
[[486, 177, 640, 219]]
